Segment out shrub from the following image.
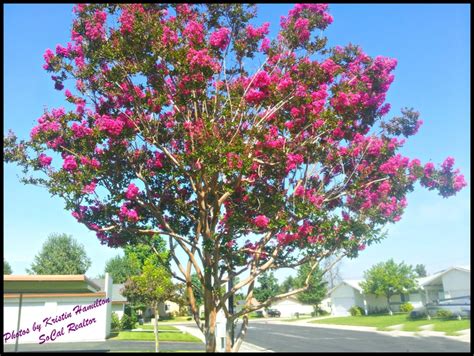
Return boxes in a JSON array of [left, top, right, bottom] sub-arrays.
[[111, 312, 120, 331], [436, 309, 453, 319], [408, 309, 427, 320], [368, 307, 389, 315], [349, 306, 364, 316], [400, 302, 414, 313], [120, 314, 136, 330]]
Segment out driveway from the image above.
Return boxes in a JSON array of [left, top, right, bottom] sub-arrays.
[[3, 340, 205, 353], [242, 322, 470, 352]]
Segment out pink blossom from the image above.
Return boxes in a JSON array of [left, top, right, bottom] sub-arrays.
[[184, 20, 204, 43], [246, 23, 270, 39], [244, 89, 266, 104], [125, 183, 140, 200], [63, 155, 78, 171], [253, 71, 271, 88], [253, 215, 270, 229], [209, 27, 231, 50], [453, 174, 467, 191], [424, 162, 435, 176], [260, 37, 271, 52], [286, 153, 304, 172], [38, 154, 52, 167], [294, 17, 310, 41], [96, 115, 124, 136], [82, 181, 97, 194], [441, 156, 455, 171]]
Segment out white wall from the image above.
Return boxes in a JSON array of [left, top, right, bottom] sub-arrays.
[[442, 269, 470, 299], [112, 304, 125, 319], [3, 296, 109, 345], [271, 298, 313, 318], [330, 284, 357, 316]]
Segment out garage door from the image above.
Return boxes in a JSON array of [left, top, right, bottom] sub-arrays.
[[332, 297, 355, 316]]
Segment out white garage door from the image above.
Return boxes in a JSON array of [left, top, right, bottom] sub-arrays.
[[332, 297, 355, 316]]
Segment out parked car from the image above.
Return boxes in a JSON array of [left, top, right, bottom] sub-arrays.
[[266, 309, 281, 317]]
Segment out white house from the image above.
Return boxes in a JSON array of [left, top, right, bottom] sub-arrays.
[[3, 274, 113, 345], [268, 296, 314, 317], [328, 265, 470, 316], [92, 279, 127, 319]]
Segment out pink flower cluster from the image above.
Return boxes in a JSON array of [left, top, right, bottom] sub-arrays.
[[286, 153, 304, 172], [82, 181, 97, 194], [125, 183, 140, 200], [120, 203, 139, 222], [184, 20, 204, 44], [245, 22, 270, 39], [85, 10, 107, 41], [294, 18, 310, 42], [63, 155, 78, 171], [253, 215, 270, 229], [209, 27, 231, 50], [30, 113, 62, 139], [80, 156, 101, 169], [187, 48, 220, 72], [96, 115, 125, 136], [38, 154, 52, 167], [71, 122, 93, 138]]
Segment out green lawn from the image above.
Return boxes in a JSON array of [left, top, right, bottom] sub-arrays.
[[310, 314, 470, 335], [109, 331, 202, 343], [148, 316, 193, 323], [139, 325, 179, 331]]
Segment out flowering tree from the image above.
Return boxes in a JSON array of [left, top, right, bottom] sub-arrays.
[[3, 3, 467, 352]]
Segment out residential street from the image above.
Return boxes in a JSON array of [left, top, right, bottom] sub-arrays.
[[179, 320, 470, 353], [243, 321, 470, 352]]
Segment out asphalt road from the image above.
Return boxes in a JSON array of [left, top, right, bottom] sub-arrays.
[[3, 340, 205, 353], [241, 321, 470, 352]]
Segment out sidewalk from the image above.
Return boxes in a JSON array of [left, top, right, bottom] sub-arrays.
[[174, 325, 274, 352]]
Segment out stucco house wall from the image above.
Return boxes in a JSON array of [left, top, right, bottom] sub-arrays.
[[442, 269, 470, 299], [270, 297, 313, 317]]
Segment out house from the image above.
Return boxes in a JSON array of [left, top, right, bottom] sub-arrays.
[[417, 265, 470, 304], [3, 274, 113, 345], [328, 265, 470, 316], [268, 296, 314, 317], [92, 279, 128, 319]]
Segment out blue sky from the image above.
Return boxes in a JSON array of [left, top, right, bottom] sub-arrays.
[[4, 4, 470, 281]]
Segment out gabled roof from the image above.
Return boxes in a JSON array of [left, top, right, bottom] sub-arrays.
[[328, 279, 363, 295], [417, 266, 470, 287]]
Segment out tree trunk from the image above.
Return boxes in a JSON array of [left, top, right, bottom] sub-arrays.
[[153, 305, 159, 352], [203, 278, 217, 353], [204, 307, 217, 352], [225, 318, 234, 352]]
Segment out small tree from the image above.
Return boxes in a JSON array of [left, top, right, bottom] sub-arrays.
[[414, 264, 427, 278], [279, 275, 296, 294], [4, 259, 13, 275], [294, 262, 327, 315], [122, 259, 175, 353], [27, 233, 91, 275], [253, 272, 280, 303], [104, 255, 140, 283], [360, 259, 417, 314]]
